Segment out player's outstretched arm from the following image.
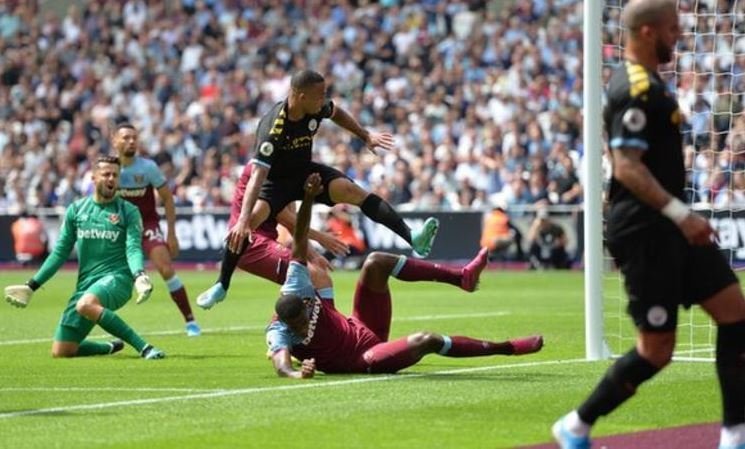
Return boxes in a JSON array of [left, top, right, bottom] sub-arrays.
[[613, 147, 714, 245], [291, 173, 324, 262], [330, 105, 394, 155], [226, 164, 269, 253], [271, 349, 315, 379], [30, 204, 79, 288]]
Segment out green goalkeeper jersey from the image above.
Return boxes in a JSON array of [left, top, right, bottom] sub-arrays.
[[32, 196, 145, 290]]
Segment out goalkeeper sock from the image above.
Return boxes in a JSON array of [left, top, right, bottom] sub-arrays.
[[577, 348, 660, 425], [391, 256, 461, 287], [165, 276, 194, 322], [76, 340, 115, 356], [360, 194, 412, 244], [97, 309, 147, 353], [217, 238, 251, 290]]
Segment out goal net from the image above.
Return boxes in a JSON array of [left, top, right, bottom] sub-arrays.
[[598, 0, 745, 361]]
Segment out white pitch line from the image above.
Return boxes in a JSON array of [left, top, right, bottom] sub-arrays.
[[0, 311, 511, 346], [0, 358, 587, 420], [0, 387, 225, 393]]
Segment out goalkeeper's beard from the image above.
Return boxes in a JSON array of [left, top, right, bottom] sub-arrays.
[[97, 182, 117, 200]]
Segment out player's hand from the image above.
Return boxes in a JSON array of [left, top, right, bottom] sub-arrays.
[[5, 284, 33, 308], [134, 273, 154, 304], [297, 358, 316, 379], [316, 232, 350, 258], [226, 218, 252, 254], [167, 232, 180, 258], [303, 173, 323, 198], [678, 213, 716, 246], [364, 131, 394, 155]]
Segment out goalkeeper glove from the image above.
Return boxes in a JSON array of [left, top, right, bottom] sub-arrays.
[[5, 284, 34, 308], [134, 272, 153, 304]]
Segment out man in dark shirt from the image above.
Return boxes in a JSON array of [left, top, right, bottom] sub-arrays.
[[198, 70, 439, 308], [553, 2, 745, 448]]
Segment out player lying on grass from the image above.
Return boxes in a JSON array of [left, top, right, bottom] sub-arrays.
[[3, 156, 165, 359], [265, 173, 544, 379], [197, 163, 348, 310]]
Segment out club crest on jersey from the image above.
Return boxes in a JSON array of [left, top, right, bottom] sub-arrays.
[[259, 141, 274, 156], [308, 119, 317, 132], [134, 175, 144, 184], [109, 214, 120, 225], [622, 108, 646, 132]]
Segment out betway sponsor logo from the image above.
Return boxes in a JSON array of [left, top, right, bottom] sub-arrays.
[[160, 215, 228, 251], [118, 188, 147, 198], [77, 229, 120, 241], [301, 297, 322, 345]]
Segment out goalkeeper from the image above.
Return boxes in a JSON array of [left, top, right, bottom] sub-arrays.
[[4, 156, 165, 360]]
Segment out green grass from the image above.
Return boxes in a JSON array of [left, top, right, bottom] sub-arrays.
[[0, 269, 721, 448]]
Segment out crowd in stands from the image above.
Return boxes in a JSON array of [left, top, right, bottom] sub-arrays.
[[0, 0, 742, 215]]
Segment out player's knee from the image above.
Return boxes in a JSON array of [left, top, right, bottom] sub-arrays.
[[75, 295, 100, 317], [408, 332, 443, 353], [331, 179, 365, 204], [362, 252, 395, 275], [51, 347, 75, 358], [637, 335, 675, 368]]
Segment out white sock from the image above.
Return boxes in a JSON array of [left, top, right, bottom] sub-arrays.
[[565, 410, 591, 437], [721, 423, 745, 447]]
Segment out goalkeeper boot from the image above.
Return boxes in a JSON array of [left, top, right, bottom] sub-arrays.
[[196, 283, 226, 310], [109, 340, 124, 355], [552, 413, 592, 449], [411, 217, 439, 258], [140, 344, 166, 360], [461, 247, 489, 292], [185, 321, 201, 337]]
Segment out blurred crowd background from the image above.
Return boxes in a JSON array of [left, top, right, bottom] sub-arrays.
[[0, 0, 743, 215]]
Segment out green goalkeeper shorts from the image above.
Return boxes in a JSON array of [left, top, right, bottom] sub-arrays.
[[53, 274, 133, 343]]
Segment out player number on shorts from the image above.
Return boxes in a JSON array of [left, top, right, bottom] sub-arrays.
[[144, 229, 164, 241]]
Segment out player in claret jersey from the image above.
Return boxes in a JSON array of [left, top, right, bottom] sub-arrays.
[[114, 123, 201, 337], [197, 69, 440, 308], [264, 174, 543, 379], [4, 156, 164, 359]]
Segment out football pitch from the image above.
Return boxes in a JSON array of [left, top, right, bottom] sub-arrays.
[[0, 269, 721, 448]]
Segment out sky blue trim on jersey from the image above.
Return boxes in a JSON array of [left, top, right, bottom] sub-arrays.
[[317, 287, 334, 300], [251, 158, 272, 170], [119, 157, 166, 188], [280, 261, 316, 299], [391, 255, 407, 278], [165, 275, 183, 292], [438, 335, 452, 355], [609, 137, 649, 150], [266, 320, 303, 353]]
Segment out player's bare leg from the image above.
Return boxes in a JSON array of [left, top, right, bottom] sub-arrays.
[[150, 245, 200, 336], [328, 178, 439, 257], [198, 200, 271, 309]]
